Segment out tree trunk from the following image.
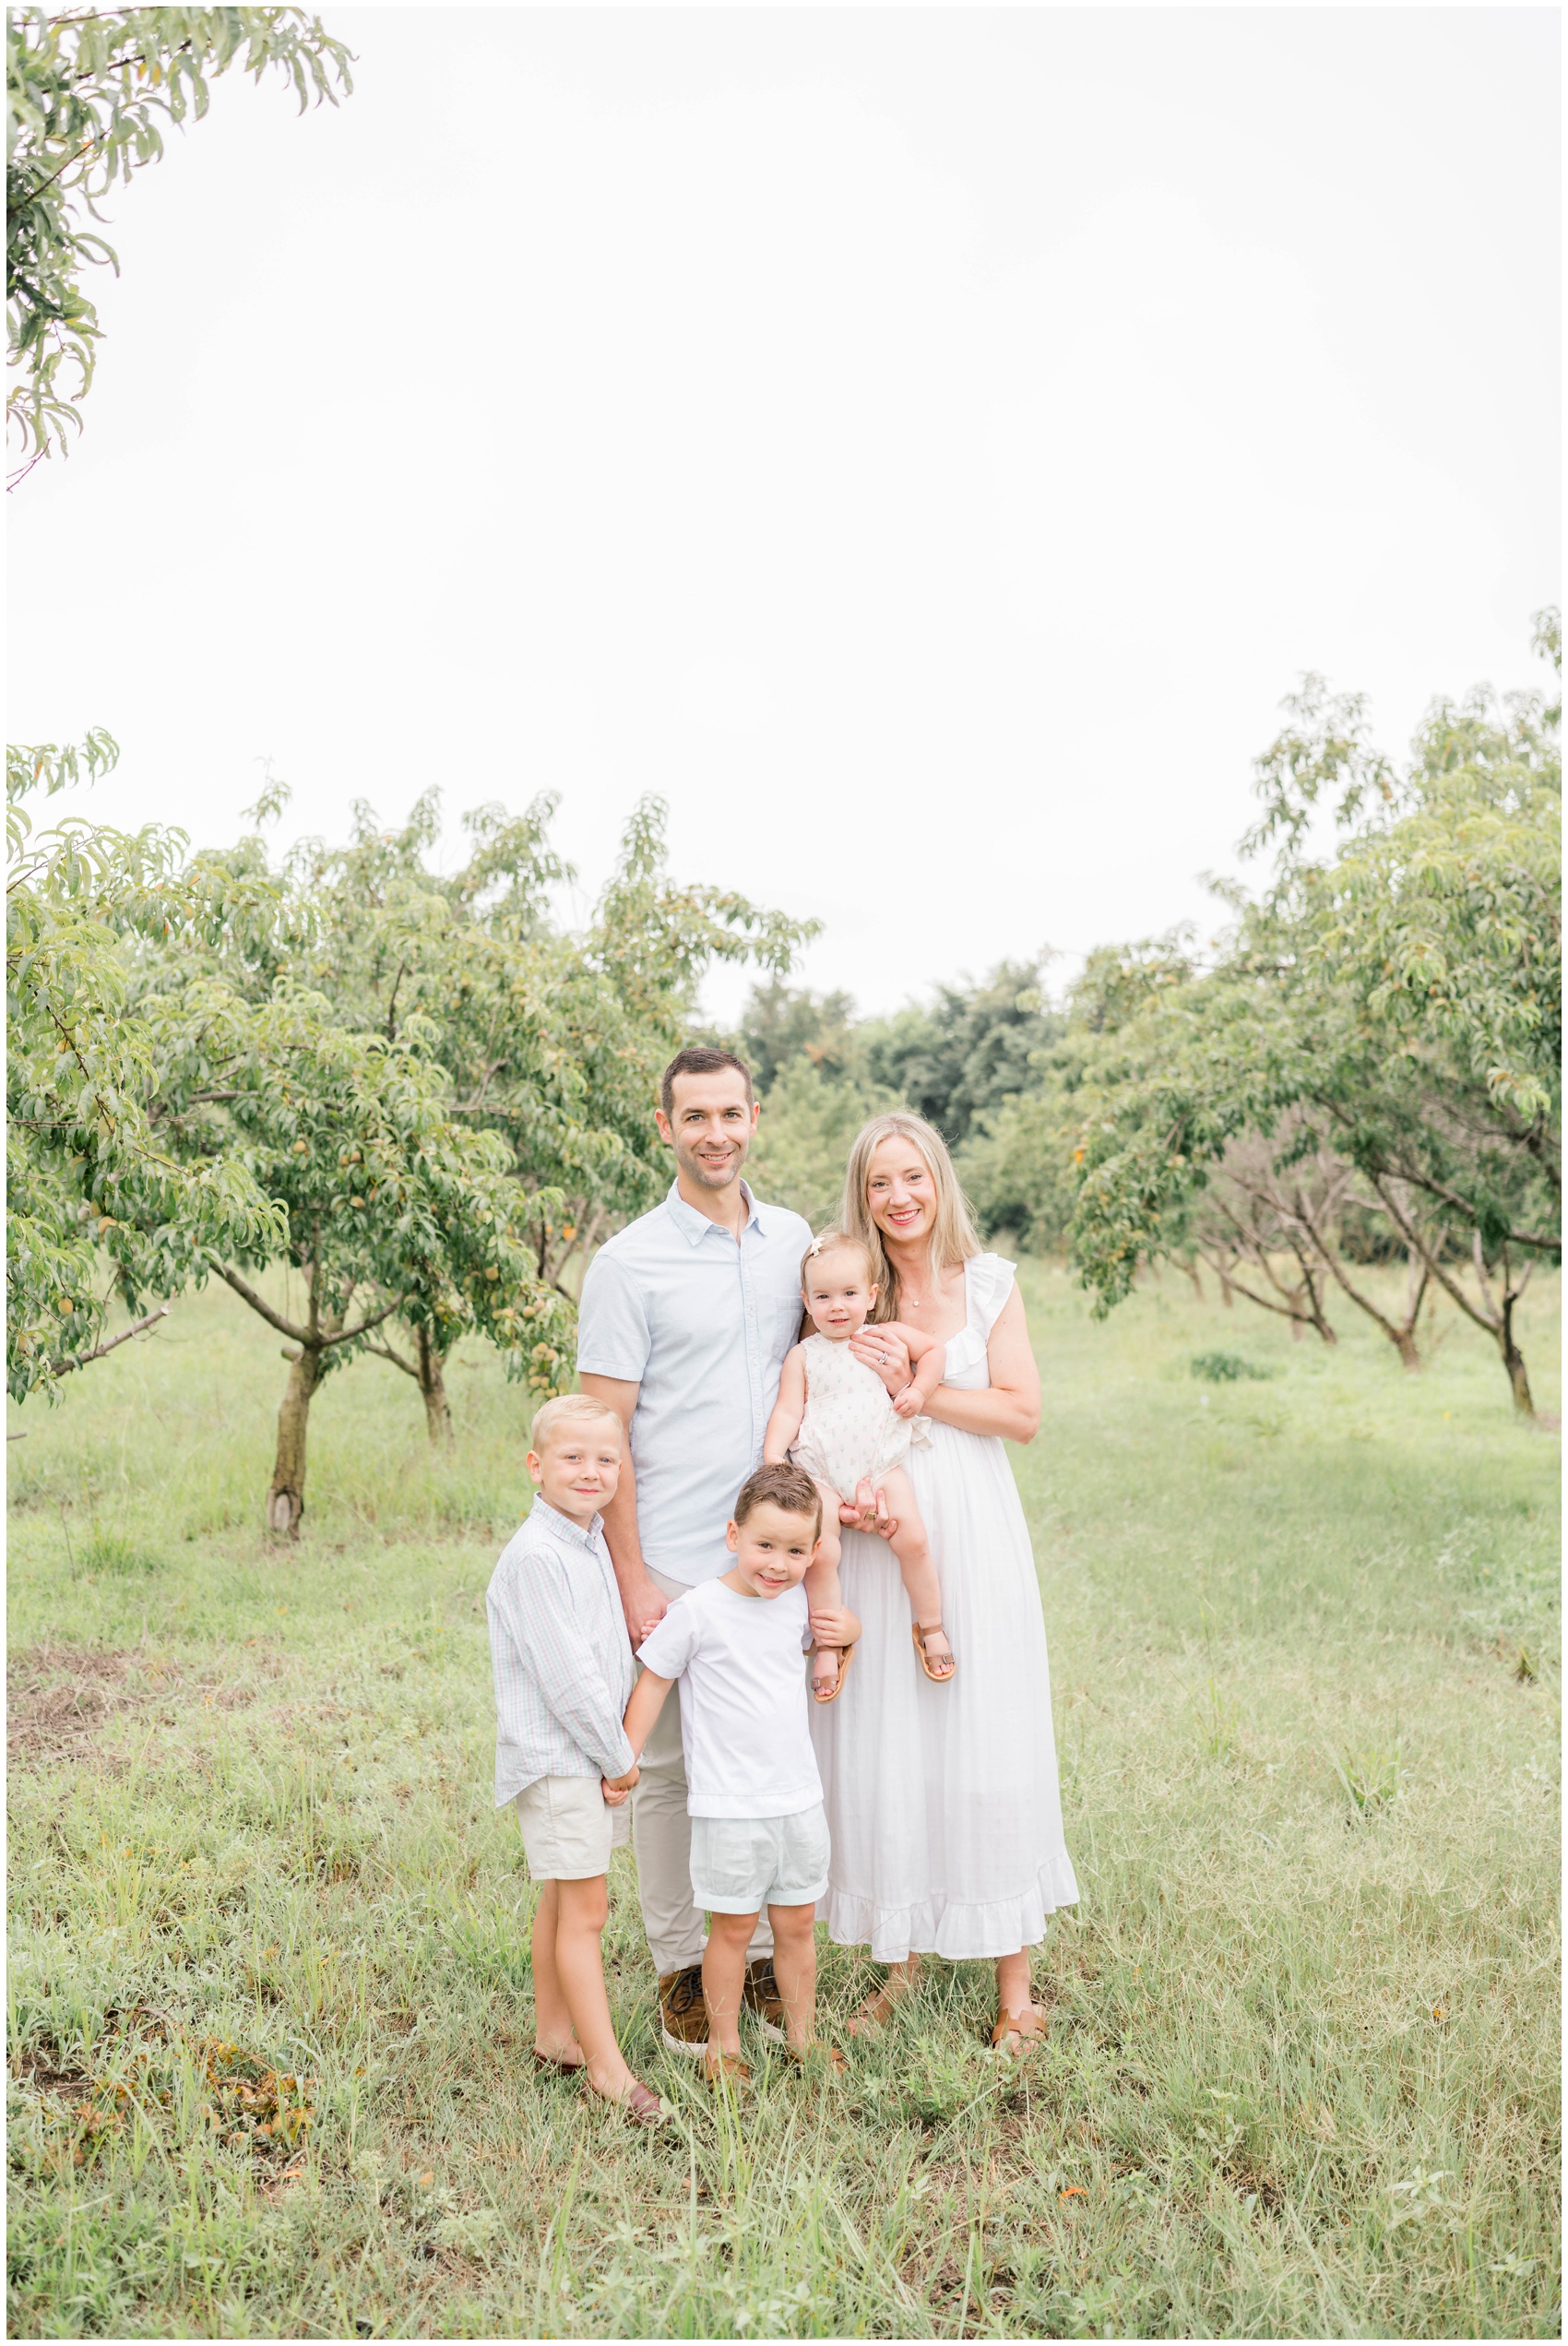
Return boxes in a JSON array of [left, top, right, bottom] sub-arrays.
[[1501, 1289, 1535, 1418], [418, 1325, 454, 1446], [267, 1344, 323, 1536]]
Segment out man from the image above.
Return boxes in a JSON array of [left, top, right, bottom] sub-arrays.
[[577, 1044, 815, 2054]]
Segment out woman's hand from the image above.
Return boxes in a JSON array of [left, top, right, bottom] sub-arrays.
[[849, 1325, 910, 1395], [602, 1766, 638, 1803], [838, 1478, 899, 1541]]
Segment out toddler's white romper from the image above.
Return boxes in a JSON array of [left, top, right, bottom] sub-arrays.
[[789, 1332, 927, 1499]]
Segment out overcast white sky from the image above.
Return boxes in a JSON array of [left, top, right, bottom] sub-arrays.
[[8, 6, 1561, 1022]]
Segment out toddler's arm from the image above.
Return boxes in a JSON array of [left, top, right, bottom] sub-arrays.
[[883, 1322, 946, 1418], [763, 1344, 809, 1463]]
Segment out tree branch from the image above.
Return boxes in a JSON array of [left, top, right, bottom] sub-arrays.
[[55, 1300, 171, 1375], [319, 1293, 405, 1349], [216, 1263, 307, 1343], [362, 1337, 418, 1379]]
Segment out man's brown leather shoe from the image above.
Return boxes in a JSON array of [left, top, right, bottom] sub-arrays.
[[658, 1964, 709, 2055], [742, 1958, 787, 2042]]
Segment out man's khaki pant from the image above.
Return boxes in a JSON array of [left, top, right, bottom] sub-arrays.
[[632, 1569, 773, 1975]]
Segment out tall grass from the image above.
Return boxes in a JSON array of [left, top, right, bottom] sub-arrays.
[[6, 1263, 1559, 2337]]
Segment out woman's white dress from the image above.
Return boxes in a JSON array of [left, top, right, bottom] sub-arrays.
[[811, 1254, 1079, 1961]]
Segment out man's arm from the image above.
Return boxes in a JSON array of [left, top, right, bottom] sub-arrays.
[[578, 1373, 669, 1646]]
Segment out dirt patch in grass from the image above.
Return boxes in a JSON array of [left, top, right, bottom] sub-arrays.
[[5, 1646, 176, 1765], [6, 1647, 276, 1765]]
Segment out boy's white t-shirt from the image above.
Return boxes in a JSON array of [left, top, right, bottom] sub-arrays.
[[636, 1578, 822, 1820]]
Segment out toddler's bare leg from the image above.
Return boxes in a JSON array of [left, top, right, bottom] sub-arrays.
[[804, 1483, 846, 1697], [881, 1467, 953, 1673]]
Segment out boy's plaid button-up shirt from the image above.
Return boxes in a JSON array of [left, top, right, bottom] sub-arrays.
[[486, 1497, 636, 1804]]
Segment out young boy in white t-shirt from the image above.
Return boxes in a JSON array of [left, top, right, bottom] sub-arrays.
[[623, 1461, 860, 2086]]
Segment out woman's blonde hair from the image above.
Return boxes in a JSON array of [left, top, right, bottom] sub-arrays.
[[841, 1112, 980, 1323]]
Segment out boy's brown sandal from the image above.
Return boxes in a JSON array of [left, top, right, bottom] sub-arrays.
[[742, 1959, 787, 2042], [658, 1964, 709, 2055], [704, 2048, 752, 2089], [910, 1622, 956, 1683], [990, 2006, 1048, 2056], [782, 2040, 847, 2074], [809, 1639, 857, 1705]]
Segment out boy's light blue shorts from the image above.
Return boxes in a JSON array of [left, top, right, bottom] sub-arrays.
[[689, 1803, 830, 1914]]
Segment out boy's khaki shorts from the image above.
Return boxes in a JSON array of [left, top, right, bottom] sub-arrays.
[[516, 1775, 631, 1880]]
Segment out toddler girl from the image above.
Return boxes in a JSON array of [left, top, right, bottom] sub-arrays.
[[764, 1230, 955, 1701]]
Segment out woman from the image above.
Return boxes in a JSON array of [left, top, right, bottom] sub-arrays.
[[811, 1112, 1078, 2050]]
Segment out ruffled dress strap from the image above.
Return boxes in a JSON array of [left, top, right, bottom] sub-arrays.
[[968, 1252, 1016, 1338]]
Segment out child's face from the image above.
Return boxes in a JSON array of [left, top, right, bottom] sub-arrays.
[[802, 1247, 876, 1339], [527, 1420, 623, 1523], [724, 1500, 820, 1598]]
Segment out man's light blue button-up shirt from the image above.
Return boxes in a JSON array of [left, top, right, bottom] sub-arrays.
[[576, 1179, 812, 1586]]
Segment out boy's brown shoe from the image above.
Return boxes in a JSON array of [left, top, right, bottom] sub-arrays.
[[658, 1964, 709, 2055], [742, 1959, 787, 2042]]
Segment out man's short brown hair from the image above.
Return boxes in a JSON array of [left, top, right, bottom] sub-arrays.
[[732, 1460, 822, 1538], [659, 1045, 754, 1120]]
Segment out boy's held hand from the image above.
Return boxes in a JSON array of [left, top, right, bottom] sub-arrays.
[[809, 1604, 860, 1649], [603, 1765, 639, 1799]]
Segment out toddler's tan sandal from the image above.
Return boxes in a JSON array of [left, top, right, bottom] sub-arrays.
[[910, 1621, 956, 1683], [809, 1638, 857, 1705], [990, 2007, 1047, 2056]]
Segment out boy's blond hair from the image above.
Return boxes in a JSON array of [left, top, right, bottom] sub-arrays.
[[529, 1393, 624, 1454]]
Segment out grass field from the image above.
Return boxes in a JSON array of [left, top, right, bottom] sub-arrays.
[[6, 1259, 1560, 2339]]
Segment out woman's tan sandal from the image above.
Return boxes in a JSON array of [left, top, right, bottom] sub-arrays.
[[704, 2048, 752, 2089], [532, 2046, 586, 2074], [910, 1621, 956, 1683], [846, 1988, 894, 2037], [810, 1639, 856, 1705], [990, 2007, 1048, 2056]]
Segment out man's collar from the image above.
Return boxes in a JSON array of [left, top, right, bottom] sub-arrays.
[[529, 1495, 603, 1546], [665, 1176, 764, 1245]]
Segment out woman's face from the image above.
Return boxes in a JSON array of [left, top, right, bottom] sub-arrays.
[[865, 1135, 937, 1244]]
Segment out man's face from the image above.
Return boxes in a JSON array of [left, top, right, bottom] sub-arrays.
[[655, 1071, 758, 1192]]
